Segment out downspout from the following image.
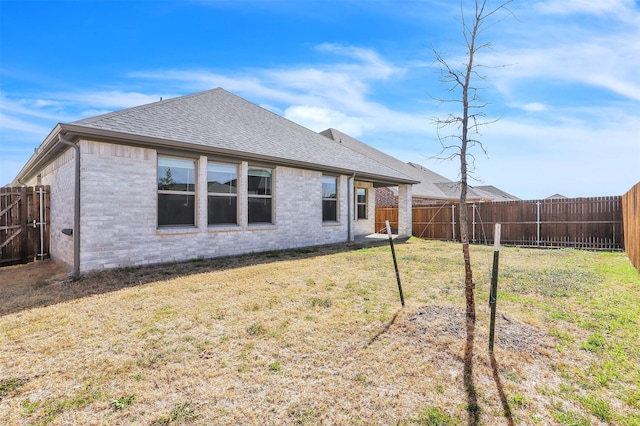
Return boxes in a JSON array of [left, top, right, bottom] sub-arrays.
[[58, 134, 80, 279], [348, 173, 356, 242]]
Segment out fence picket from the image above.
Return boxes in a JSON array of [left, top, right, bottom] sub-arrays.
[[622, 183, 640, 272], [376, 196, 625, 251], [0, 186, 51, 266]]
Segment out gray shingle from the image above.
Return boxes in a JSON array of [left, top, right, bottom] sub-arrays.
[[320, 128, 518, 201], [71, 88, 415, 183]]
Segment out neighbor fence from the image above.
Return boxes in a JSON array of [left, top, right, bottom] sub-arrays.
[[376, 196, 624, 250], [622, 183, 640, 272], [0, 186, 50, 267]]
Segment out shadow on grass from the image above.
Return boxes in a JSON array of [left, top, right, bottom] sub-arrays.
[[491, 353, 515, 426], [0, 238, 402, 317]]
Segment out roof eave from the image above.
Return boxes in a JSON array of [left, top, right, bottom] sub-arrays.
[[58, 124, 418, 186], [11, 124, 66, 186]]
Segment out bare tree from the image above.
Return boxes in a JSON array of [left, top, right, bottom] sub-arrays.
[[432, 0, 512, 325], [431, 2, 512, 422]]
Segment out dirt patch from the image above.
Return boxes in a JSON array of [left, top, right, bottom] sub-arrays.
[[405, 305, 554, 358], [0, 261, 68, 316]]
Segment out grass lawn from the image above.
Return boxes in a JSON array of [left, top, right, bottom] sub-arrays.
[[0, 238, 638, 425]]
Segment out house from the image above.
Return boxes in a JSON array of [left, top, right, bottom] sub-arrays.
[[12, 88, 417, 275], [319, 128, 518, 206], [546, 193, 568, 200]]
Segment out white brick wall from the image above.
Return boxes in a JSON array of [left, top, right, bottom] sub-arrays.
[[397, 184, 412, 237], [25, 148, 76, 270], [75, 140, 351, 272], [353, 181, 376, 236]]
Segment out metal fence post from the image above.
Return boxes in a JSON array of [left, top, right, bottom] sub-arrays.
[[489, 223, 501, 353], [536, 201, 541, 247], [385, 220, 405, 307], [451, 204, 456, 241], [472, 203, 476, 243]]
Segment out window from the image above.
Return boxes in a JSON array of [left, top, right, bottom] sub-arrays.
[[208, 162, 238, 225], [322, 176, 338, 222], [157, 157, 196, 227], [356, 188, 367, 219], [248, 167, 273, 223]]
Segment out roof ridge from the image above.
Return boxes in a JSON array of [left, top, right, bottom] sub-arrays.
[[319, 127, 415, 176], [71, 87, 225, 125]]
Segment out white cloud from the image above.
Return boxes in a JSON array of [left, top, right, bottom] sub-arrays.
[[315, 43, 403, 80], [519, 102, 548, 112], [533, 0, 637, 18], [477, 116, 640, 196], [127, 44, 419, 137], [0, 93, 65, 121], [487, 1, 640, 103], [283, 105, 369, 136], [60, 90, 164, 109], [0, 112, 51, 136], [33, 99, 61, 108]]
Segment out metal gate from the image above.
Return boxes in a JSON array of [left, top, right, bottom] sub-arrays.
[[0, 185, 50, 267]]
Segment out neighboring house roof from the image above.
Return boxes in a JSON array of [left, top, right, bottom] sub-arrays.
[[320, 128, 519, 202], [471, 185, 520, 202], [13, 88, 417, 186], [320, 128, 459, 198], [407, 162, 475, 201], [546, 193, 568, 199]]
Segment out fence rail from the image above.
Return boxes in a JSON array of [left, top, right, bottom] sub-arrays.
[[0, 186, 50, 266], [377, 196, 624, 251], [622, 183, 640, 271]]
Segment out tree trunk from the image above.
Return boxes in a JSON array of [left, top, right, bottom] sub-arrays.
[[460, 7, 476, 324]]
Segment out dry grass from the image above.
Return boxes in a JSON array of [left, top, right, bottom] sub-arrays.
[[0, 239, 638, 425]]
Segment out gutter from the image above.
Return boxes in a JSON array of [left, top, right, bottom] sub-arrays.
[[57, 134, 81, 279]]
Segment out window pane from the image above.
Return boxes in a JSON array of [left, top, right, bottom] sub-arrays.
[[248, 197, 272, 223], [158, 194, 195, 226], [357, 188, 367, 219], [248, 168, 272, 195], [357, 204, 367, 219], [158, 157, 195, 191], [323, 200, 337, 222], [208, 195, 237, 225], [208, 163, 237, 194], [322, 176, 337, 199]]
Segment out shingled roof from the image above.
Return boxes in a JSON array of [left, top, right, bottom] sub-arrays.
[[15, 88, 418, 186], [320, 128, 519, 202], [66, 88, 416, 184], [472, 185, 520, 201]]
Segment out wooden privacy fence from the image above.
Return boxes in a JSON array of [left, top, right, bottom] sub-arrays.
[[0, 186, 50, 266], [622, 183, 640, 271], [377, 196, 624, 250]]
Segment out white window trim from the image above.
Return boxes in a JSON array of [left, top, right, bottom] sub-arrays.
[[356, 187, 368, 220]]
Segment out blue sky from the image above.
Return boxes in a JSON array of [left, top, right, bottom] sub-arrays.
[[1, 0, 638, 199]]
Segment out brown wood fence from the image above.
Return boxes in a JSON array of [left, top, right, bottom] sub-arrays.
[[0, 186, 50, 266], [377, 196, 624, 250], [622, 183, 640, 271]]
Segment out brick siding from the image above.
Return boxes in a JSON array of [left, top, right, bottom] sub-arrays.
[[74, 140, 355, 272]]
